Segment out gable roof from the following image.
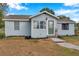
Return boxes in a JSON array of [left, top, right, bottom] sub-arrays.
[[4, 15, 31, 19], [30, 11, 59, 20], [3, 11, 75, 23], [30, 11, 75, 23]]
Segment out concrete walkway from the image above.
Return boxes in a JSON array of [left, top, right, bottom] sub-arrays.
[[52, 38, 79, 50]]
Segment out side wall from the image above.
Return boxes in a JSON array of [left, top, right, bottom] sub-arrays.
[[57, 23, 75, 36], [5, 21, 31, 37]]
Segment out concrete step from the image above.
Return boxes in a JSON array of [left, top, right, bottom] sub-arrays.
[[52, 38, 65, 43]]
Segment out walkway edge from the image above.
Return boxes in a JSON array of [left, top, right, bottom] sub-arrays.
[[52, 38, 79, 50]]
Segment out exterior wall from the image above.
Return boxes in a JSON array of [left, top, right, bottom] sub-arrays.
[[5, 21, 31, 37], [31, 14, 57, 38], [4, 16, 75, 38], [57, 23, 75, 36]]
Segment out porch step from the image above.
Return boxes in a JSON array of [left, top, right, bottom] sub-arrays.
[[52, 38, 65, 43]]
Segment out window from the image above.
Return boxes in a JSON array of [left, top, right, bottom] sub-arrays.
[[33, 21, 39, 29], [40, 21, 46, 29], [62, 23, 69, 30], [33, 21, 46, 29], [14, 21, 20, 30]]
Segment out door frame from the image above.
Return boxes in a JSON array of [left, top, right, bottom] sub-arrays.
[[47, 20, 54, 36]]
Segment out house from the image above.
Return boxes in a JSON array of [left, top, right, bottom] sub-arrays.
[[3, 11, 75, 38]]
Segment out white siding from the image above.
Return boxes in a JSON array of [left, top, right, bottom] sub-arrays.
[[31, 14, 47, 38], [4, 14, 75, 38], [5, 21, 31, 36], [31, 14, 57, 38], [57, 23, 75, 36]]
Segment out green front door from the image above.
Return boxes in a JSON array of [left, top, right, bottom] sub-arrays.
[[48, 20, 54, 35]]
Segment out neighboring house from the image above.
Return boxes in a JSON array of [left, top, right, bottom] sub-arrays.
[[3, 11, 75, 38]]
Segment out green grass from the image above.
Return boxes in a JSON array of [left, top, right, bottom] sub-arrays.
[[59, 35, 79, 45], [59, 35, 79, 40]]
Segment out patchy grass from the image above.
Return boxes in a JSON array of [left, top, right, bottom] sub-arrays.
[[0, 37, 79, 55], [59, 35, 79, 45]]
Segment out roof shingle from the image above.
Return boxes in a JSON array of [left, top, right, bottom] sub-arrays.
[[4, 15, 31, 19]]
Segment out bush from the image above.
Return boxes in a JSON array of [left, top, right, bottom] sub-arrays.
[[0, 33, 5, 39], [58, 36, 62, 38]]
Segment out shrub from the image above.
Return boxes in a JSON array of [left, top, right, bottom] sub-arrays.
[[58, 36, 62, 38], [0, 33, 5, 39]]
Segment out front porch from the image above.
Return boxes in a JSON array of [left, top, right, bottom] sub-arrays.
[[31, 19, 56, 38]]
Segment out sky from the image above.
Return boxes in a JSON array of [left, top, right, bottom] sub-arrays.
[[6, 3, 79, 22]]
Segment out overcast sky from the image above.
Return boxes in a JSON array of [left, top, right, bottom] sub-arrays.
[[6, 3, 79, 22]]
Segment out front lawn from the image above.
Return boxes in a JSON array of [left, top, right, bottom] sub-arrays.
[[59, 35, 79, 45], [0, 37, 79, 55]]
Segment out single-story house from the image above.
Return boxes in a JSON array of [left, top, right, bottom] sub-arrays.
[[3, 11, 75, 38]]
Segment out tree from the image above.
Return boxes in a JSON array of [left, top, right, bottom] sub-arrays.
[[0, 3, 8, 16], [0, 11, 4, 28], [57, 15, 70, 19], [40, 8, 55, 15], [0, 3, 8, 28], [76, 23, 79, 31]]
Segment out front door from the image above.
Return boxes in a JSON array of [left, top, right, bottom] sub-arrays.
[[48, 20, 54, 36]]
